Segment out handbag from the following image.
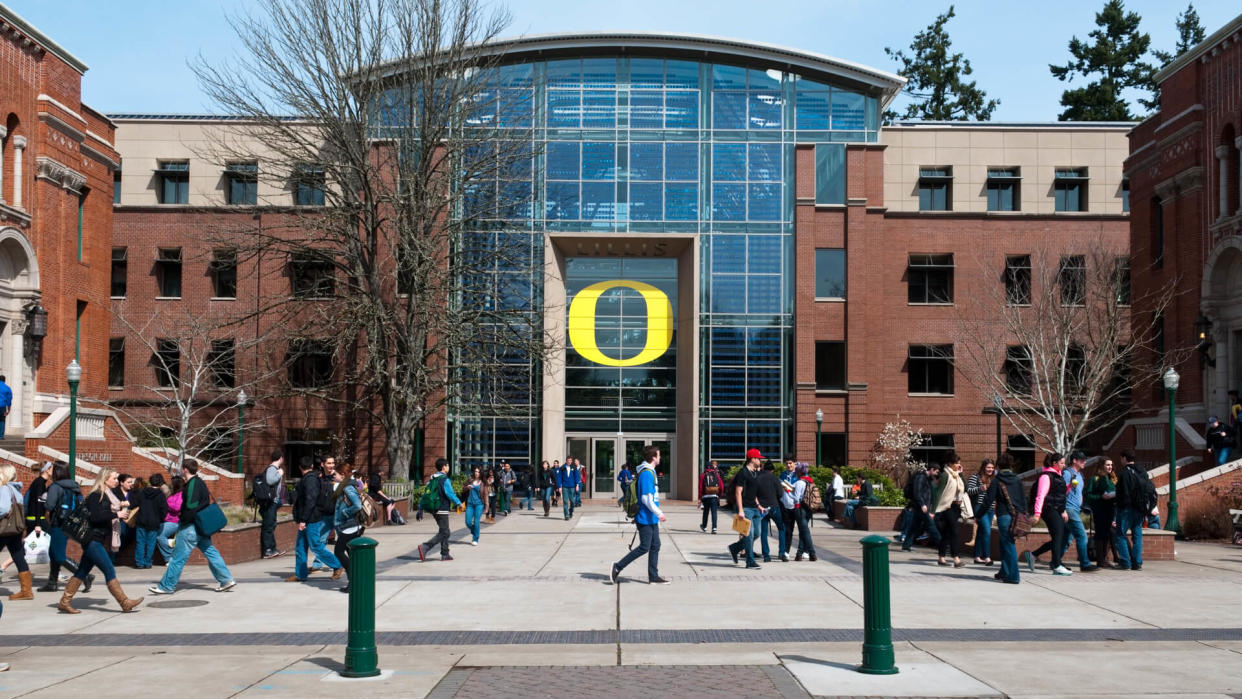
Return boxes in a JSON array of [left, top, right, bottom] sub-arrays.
[[62, 501, 95, 544], [999, 482, 1033, 538], [125, 505, 141, 528], [186, 479, 228, 536], [731, 513, 751, 537], [0, 486, 25, 537]]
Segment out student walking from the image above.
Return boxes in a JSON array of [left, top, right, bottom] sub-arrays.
[[616, 462, 634, 509], [132, 474, 169, 569], [498, 461, 516, 515], [699, 461, 724, 533], [756, 461, 786, 562], [258, 451, 286, 558], [967, 459, 995, 565], [40, 461, 92, 592], [463, 467, 488, 545], [1024, 452, 1073, 576], [558, 459, 578, 520], [59, 469, 144, 613], [0, 466, 32, 600], [1114, 449, 1150, 571], [933, 454, 969, 568], [976, 454, 1026, 584], [285, 457, 343, 583], [900, 463, 942, 551], [150, 460, 236, 595], [727, 449, 764, 569], [609, 445, 669, 585], [1060, 451, 1098, 572], [791, 465, 818, 561], [418, 458, 463, 561], [522, 464, 537, 511], [331, 463, 365, 593], [539, 461, 555, 517], [157, 477, 183, 564]]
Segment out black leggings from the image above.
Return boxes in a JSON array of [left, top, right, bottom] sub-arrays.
[[1032, 508, 1067, 568], [334, 528, 365, 580], [1092, 501, 1117, 564], [935, 506, 960, 558], [0, 534, 28, 573]]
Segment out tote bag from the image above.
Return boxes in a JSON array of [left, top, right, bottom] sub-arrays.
[[186, 479, 228, 537]]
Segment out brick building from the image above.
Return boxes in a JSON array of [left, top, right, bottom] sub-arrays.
[[107, 35, 1133, 498]]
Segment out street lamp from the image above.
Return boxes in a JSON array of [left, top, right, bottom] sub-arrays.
[[1163, 367, 1181, 535], [66, 360, 81, 479], [236, 390, 247, 475], [815, 408, 823, 468], [990, 394, 1003, 462]]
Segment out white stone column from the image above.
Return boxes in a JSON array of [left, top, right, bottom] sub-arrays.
[[1217, 144, 1231, 220], [8, 330, 21, 431], [1235, 137, 1242, 215], [11, 135, 26, 209]]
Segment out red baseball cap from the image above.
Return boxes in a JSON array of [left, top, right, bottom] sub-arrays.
[[746, 448, 763, 460]]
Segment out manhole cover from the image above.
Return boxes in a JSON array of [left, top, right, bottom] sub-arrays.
[[147, 599, 209, 609]]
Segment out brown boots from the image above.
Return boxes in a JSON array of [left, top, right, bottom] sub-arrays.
[[57, 577, 143, 613], [106, 579, 143, 612], [58, 577, 82, 614], [8, 571, 33, 600]]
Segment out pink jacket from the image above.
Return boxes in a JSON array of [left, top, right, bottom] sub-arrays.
[[165, 492, 182, 524]]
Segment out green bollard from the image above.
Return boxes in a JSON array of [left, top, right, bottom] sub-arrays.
[[342, 536, 381, 678], [858, 535, 898, 675]]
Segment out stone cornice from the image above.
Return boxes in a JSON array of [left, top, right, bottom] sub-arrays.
[[81, 143, 120, 171], [37, 111, 85, 143], [35, 156, 87, 194], [1154, 166, 1204, 204]]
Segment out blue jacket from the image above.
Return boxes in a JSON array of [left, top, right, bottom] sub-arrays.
[[557, 465, 578, 489], [0, 382, 11, 409], [616, 468, 634, 487], [634, 464, 661, 526], [333, 483, 362, 531], [1063, 466, 1085, 512]]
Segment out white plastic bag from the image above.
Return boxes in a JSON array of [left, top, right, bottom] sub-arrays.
[[23, 530, 50, 564]]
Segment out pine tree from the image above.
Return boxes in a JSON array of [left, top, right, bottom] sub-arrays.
[[1049, 0, 1154, 121], [883, 6, 998, 122], [1153, 3, 1206, 63]]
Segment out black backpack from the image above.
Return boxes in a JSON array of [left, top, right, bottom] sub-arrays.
[[251, 470, 274, 503]]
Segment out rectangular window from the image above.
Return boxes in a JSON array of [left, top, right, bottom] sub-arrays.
[[918, 167, 952, 211], [1114, 256, 1131, 306], [1065, 344, 1086, 394], [208, 339, 235, 388], [156, 161, 189, 204], [1059, 255, 1086, 306], [153, 338, 180, 387], [911, 434, 955, 468], [110, 247, 127, 298], [1053, 167, 1088, 212], [294, 164, 325, 206], [815, 341, 846, 390], [814, 248, 846, 298], [1150, 198, 1164, 269], [907, 254, 954, 304], [818, 432, 848, 468], [211, 249, 238, 299], [815, 143, 845, 205], [108, 337, 125, 387], [225, 162, 258, 205], [288, 339, 333, 388], [77, 190, 86, 261], [113, 169, 121, 205], [156, 247, 182, 298], [986, 167, 1020, 211], [1120, 177, 1130, 212], [290, 251, 335, 298], [1004, 345, 1032, 395], [1004, 254, 1031, 305], [908, 344, 954, 395], [1007, 434, 1036, 471]]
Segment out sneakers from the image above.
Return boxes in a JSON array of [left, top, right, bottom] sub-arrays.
[[470, 541, 479, 546], [779, 554, 789, 563], [1081, 564, 1100, 572], [148, 585, 174, 595], [1023, 551, 1035, 573], [1053, 565, 1073, 576], [215, 580, 237, 592], [649, 577, 671, 585], [745, 563, 762, 570], [417, 545, 426, 562], [729, 546, 740, 565], [441, 555, 453, 561], [711, 528, 717, 534], [609, 564, 620, 584], [262, 550, 286, 559], [699, 525, 706, 532]]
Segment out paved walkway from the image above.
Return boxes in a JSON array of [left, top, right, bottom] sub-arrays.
[[0, 504, 1239, 697]]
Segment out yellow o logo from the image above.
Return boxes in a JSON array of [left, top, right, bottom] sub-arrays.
[[568, 280, 673, 367]]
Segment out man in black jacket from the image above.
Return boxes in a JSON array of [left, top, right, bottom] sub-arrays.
[[900, 463, 942, 552], [1113, 449, 1149, 571], [286, 457, 342, 583], [149, 459, 236, 595]]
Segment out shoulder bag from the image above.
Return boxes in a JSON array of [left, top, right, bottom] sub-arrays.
[[187, 479, 228, 537], [999, 482, 1033, 538], [61, 497, 95, 544], [0, 485, 25, 537]]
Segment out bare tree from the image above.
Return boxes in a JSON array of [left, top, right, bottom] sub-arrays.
[[191, 0, 552, 478], [952, 241, 1182, 455]]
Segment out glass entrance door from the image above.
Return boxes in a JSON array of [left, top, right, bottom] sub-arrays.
[[571, 433, 674, 498], [592, 438, 615, 496]]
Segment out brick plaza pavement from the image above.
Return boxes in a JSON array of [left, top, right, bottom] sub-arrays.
[[0, 503, 1239, 697]]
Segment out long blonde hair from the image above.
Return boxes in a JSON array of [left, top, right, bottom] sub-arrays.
[[91, 469, 118, 498], [0, 464, 15, 487]]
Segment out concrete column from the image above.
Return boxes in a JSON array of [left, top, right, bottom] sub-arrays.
[[1235, 137, 1242, 216], [1216, 144, 1231, 220], [0, 125, 6, 205], [8, 330, 21, 431], [541, 235, 567, 463], [11, 135, 26, 209]]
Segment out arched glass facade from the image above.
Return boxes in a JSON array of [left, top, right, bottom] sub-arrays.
[[448, 46, 884, 476]]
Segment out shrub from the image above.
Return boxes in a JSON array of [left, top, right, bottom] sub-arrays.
[[1181, 497, 1233, 540]]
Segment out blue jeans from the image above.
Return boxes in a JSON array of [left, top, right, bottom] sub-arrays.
[[793, 506, 814, 557], [614, 523, 661, 581], [522, 489, 534, 510], [1216, 446, 1232, 465], [901, 508, 939, 549], [1061, 509, 1093, 569], [974, 510, 994, 560], [996, 513, 1018, 582], [843, 499, 861, 527], [1114, 507, 1144, 569], [561, 487, 576, 518], [728, 507, 761, 565], [157, 521, 178, 561], [294, 519, 341, 579], [159, 525, 232, 591], [759, 507, 785, 558], [465, 502, 484, 542], [135, 527, 159, 567], [573, 487, 581, 507], [75, 539, 116, 583], [49, 526, 69, 563]]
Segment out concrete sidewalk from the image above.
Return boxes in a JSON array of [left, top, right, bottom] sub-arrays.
[[0, 503, 1239, 697]]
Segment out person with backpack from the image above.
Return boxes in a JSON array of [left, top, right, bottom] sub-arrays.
[[41, 461, 92, 593], [0, 465, 32, 601], [790, 464, 818, 561], [417, 458, 463, 561], [557, 459, 578, 520], [284, 456, 343, 583], [756, 461, 787, 562], [727, 449, 765, 570], [699, 461, 724, 533], [256, 450, 286, 559], [1022, 452, 1073, 576], [58, 469, 144, 614], [617, 462, 634, 510], [149, 460, 236, 595], [132, 474, 169, 569], [976, 454, 1027, 584], [1114, 448, 1151, 571], [331, 462, 365, 593], [609, 444, 669, 585]]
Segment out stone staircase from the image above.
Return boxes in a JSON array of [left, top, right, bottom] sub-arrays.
[[0, 437, 25, 456]]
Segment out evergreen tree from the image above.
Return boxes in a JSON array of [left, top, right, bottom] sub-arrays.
[[883, 6, 998, 122], [1049, 0, 1154, 120], [1153, 3, 1206, 63]]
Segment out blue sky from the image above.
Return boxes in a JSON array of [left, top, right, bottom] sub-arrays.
[[8, 0, 1240, 120]]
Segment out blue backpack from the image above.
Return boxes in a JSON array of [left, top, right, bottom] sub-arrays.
[[52, 488, 81, 527]]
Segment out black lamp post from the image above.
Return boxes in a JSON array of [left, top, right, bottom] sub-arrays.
[[815, 408, 823, 468], [66, 360, 81, 479], [1163, 367, 1181, 536]]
